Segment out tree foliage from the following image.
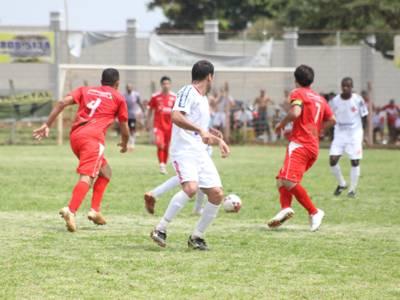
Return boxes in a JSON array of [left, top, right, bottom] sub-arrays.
[[267, 0, 400, 57], [148, 0, 400, 57], [147, 0, 273, 31]]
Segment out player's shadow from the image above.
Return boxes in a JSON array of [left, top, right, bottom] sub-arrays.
[[45, 224, 105, 232], [259, 226, 309, 233], [121, 243, 191, 253], [78, 226, 102, 231]]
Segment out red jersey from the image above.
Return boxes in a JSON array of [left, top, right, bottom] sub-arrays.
[[148, 91, 176, 131], [69, 86, 128, 142], [288, 87, 333, 154], [382, 104, 400, 126]]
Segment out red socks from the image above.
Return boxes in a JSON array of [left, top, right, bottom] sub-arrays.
[[157, 148, 169, 164], [289, 184, 318, 215], [68, 177, 110, 213], [279, 186, 293, 209], [68, 181, 90, 213], [164, 148, 169, 164], [157, 149, 165, 164], [91, 176, 110, 212]]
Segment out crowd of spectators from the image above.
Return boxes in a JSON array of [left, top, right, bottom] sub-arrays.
[[121, 81, 400, 146]]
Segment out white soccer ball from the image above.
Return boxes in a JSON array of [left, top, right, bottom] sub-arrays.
[[223, 194, 242, 213]]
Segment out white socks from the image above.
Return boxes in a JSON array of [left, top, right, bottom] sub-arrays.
[[192, 201, 220, 238], [156, 190, 190, 232], [193, 190, 206, 214], [152, 176, 180, 199], [330, 164, 346, 187], [128, 135, 135, 146], [350, 166, 360, 192], [331, 163, 360, 192]]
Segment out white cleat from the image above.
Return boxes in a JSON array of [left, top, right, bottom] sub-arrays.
[[310, 209, 325, 232], [159, 163, 167, 175], [267, 207, 295, 228], [59, 207, 77, 232], [87, 209, 107, 225]]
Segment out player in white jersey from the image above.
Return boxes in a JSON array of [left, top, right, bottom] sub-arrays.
[[143, 144, 215, 215], [329, 77, 368, 197], [150, 60, 230, 251]]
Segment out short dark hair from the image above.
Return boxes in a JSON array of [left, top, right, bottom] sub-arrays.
[[192, 60, 214, 81], [160, 76, 171, 84], [294, 65, 314, 87], [101, 68, 119, 86], [341, 77, 353, 86]]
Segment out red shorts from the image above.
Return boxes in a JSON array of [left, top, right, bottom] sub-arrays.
[[277, 142, 317, 183], [70, 135, 107, 177], [154, 127, 171, 149]]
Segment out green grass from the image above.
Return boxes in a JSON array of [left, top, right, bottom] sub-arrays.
[[0, 144, 399, 299]]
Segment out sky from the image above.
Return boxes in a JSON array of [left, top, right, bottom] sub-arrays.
[[0, 0, 166, 32]]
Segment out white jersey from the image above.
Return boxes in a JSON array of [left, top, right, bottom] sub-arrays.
[[330, 93, 368, 141], [170, 85, 210, 157]]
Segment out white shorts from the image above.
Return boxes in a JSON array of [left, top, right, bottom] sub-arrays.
[[329, 137, 363, 160], [171, 153, 222, 188]]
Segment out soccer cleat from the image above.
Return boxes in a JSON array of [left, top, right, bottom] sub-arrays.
[[144, 192, 156, 214], [87, 209, 107, 225], [150, 229, 167, 247], [160, 163, 167, 175], [59, 207, 77, 232], [333, 185, 347, 196], [188, 236, 209, 251], [267, 207, 295, 228], [347, 191, 356, 198], [310, 209, 325, 232]]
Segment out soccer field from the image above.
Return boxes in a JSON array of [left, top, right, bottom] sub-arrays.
[[0, 144, 399, 299]]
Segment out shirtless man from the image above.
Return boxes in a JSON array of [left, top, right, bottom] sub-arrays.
[[254, 89, 273, 141]]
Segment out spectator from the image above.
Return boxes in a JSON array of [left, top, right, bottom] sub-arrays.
[[382, 99, 400, 144], [233, 102, 253, 129], [253, 89, 273, 142], [124, 84, 144, 150], [372, 106, 385, 144], [213, 83, 234, 140], [231, 102, 253, 144], [272, 107, 284, 141], [395, 112, 400, 145], [208, 89, 218, 129]]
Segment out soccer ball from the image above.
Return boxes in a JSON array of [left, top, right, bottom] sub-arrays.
[[223, 194, 242, 213]]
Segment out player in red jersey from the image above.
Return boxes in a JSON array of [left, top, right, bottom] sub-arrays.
[[267, 65, 336, 231], [146, 76, 176, 174], [33, 68, 129, 232]]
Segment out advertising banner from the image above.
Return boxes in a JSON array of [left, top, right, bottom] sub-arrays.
[[0, 32, 54, 63]]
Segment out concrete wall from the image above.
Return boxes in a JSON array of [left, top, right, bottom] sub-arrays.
[[1, 20, 399, 106]]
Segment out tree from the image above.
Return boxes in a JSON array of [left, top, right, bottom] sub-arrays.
[[147, 0, 273, 31], [267, 0, 400, 58], [149, 0, 400, 58]]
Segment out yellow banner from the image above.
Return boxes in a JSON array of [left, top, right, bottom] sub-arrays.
[[0, 32, 54, 63]]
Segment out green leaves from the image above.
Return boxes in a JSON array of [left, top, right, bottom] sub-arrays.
[[148, 0, 400, 57]]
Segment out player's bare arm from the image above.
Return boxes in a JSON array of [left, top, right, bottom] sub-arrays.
[[322, 116, 336, 133], [118, 121, 130, 153], [275, 103, 302, 133], [171, 110, 211, 142], [33, 95, 75, 140], [171, 110, 230, 157], [146, 108, 153, 131], [209, 127, 223, 139]]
